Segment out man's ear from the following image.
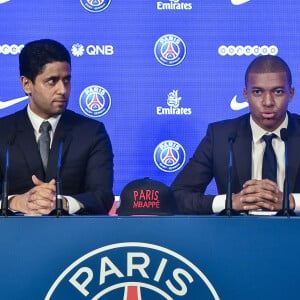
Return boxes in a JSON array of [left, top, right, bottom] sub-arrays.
[[289, 86, 295, 102], [20, 76, 32, 95], [243, 87, 248, 102]]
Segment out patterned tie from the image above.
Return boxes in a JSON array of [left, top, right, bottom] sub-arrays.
[[38, 121, 51, 171], [262, 134, 277, 183]]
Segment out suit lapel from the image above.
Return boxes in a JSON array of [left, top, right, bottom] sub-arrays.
[[46, 112, 73, 181], [286, 114, 300, 191], [15, 109, 44, 179], [232, 115, 253, 189]]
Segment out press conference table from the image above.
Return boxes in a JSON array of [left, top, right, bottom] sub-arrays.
[[0, 215, 299, 300]]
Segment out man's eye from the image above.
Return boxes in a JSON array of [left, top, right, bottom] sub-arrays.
[[47, 79, 55, 85], [274, 89, 284, 95], [252, 90, 261, 95]]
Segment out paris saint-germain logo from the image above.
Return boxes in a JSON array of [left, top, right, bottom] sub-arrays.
[[80, 0, 111, 13], [154, 34, 186, 67], [153, 140, 186, 172], [45, 242, 220, 299], [79, 85, 111, 118]]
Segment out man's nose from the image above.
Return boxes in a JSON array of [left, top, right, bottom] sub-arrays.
[[263, 92, 274, 106], [57, 80, 68, 94]]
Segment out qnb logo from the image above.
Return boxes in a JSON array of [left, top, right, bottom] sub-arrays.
[[80, 0, 111, 13], [154, 140, 186, 172], [71, 43, 85, 57], [71, 43, 114, 57], [79, 85, 111, 118], [154, 34, 186, 67], [157, 90, 192, 115], [157, 0, 193, 10], [45, 242, 220, 299], [218, 45, 278, 56], [0, 44, 24, 55]]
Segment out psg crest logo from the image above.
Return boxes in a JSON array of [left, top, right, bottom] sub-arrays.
[[79, 85, 111, 118], [153, 140, 186, 172], [80, 0, 111, 13], [154, 34, 186, 67], [45, 242, 220, 299]]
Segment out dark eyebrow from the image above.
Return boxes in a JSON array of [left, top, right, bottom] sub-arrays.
[[250, 85, 286, 90], [46, 74, 71, 81], [47, 76, 59, 81], [249, 86, 263, 90]]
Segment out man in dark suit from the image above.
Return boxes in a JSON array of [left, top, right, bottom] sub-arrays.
[[171, 55, 300, 214], [0, 39, 114, 215]]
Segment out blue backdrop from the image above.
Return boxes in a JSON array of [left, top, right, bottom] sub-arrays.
[[1, 0, 300, 196]]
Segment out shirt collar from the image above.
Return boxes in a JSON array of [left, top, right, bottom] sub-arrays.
[[250, 113, 288, 144], [27, 105, 61, 134]]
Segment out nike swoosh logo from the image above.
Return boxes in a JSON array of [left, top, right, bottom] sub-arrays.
[[230, 95, 249, 110], [0, 0, 10, 4], [231, 0, 250, 5], [0, 96, 28, 109]]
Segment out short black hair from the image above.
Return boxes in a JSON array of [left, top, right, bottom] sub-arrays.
[[245, 55, 292, 87], [19, 39, 71, 82]]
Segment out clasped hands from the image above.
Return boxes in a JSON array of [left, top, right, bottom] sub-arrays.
[[9, 175, 57, 215], [232, 179, 295, 212]]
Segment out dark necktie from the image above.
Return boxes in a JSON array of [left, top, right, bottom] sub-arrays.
[[38, 121, 51, 171], [262, 134, 277, 183]]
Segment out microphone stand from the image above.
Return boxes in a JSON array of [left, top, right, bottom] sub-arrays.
[[49, 139, 69, 217], [277, 129, 296, 217], [0, 138, 15, 216], [219, 134, 240, 216]]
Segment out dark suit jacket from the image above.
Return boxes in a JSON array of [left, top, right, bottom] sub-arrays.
[[0, 108, 114, 214], [171, 112, 300, 214]]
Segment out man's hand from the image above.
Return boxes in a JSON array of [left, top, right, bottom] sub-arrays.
[[10, 175, 56, 215], [232, 179, 295, 212]]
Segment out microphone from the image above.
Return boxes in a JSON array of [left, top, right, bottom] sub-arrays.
[[276, 128, 296, 216], [0, 132, 16, 216], [219, 132, 240, 216], [49, 132, 69, 217]]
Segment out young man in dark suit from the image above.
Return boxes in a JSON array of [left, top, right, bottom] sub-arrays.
[[171, 55, 300, 215], [0, 39, 114, 215]]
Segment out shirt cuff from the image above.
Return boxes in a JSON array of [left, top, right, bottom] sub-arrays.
[[212, 194, 226, 213], [292, 193, 300, 213], [63, 196, 82, 214]]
